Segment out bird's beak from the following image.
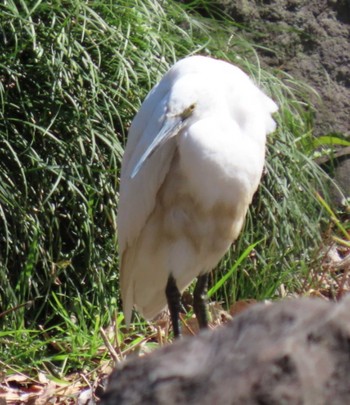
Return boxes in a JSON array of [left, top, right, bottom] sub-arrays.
[[131, 116, 184, 179]]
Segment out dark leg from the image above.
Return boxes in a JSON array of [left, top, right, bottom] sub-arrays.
[[165, 274, 182, 338], [193, 273, 209, 329]]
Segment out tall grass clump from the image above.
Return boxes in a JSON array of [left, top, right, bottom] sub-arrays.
[[0, 0, 207, 325], [0, 0, 334, 373]]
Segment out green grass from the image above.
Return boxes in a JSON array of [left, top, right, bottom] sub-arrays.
[[0, 0, 343, 384]]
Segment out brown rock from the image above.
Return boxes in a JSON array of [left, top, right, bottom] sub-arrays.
[[101, 296, 350, 404]]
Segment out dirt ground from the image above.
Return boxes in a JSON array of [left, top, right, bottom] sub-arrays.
[[219, 0, 350, 137]]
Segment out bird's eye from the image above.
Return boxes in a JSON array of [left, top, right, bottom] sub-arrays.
[[182, 103, 196, 119], [188, 103, 196, 113]]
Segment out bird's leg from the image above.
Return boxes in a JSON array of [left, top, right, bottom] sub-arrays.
[[165, 274, 182, 338], [193, 273, 209, 329]]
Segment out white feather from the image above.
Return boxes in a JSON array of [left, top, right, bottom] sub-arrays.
[[117, 55, 278, 324]]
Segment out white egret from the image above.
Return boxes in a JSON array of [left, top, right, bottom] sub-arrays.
[[118, 55, 278, 337]]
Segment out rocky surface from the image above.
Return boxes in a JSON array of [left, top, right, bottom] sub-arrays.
[[101, 296, 350, 405], [220, 0, 350, 138]]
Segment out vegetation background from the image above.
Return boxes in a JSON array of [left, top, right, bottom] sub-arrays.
[[0, 0, 348, 402]]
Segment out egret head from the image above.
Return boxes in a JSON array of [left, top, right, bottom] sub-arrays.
[[166, 75, 222, 122], [131, 76, 217, 179]]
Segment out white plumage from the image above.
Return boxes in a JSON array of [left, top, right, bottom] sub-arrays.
[[118, 55, 277, 329]]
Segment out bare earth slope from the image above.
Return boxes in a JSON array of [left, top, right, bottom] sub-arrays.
[[221, 0, 350, 137]]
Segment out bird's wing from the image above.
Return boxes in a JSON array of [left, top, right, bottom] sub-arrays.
[[117, 77, 176, 255], [117, 76, 180, 324]]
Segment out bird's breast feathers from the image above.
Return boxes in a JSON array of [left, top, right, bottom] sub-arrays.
[[177, 117, 265, 210]]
